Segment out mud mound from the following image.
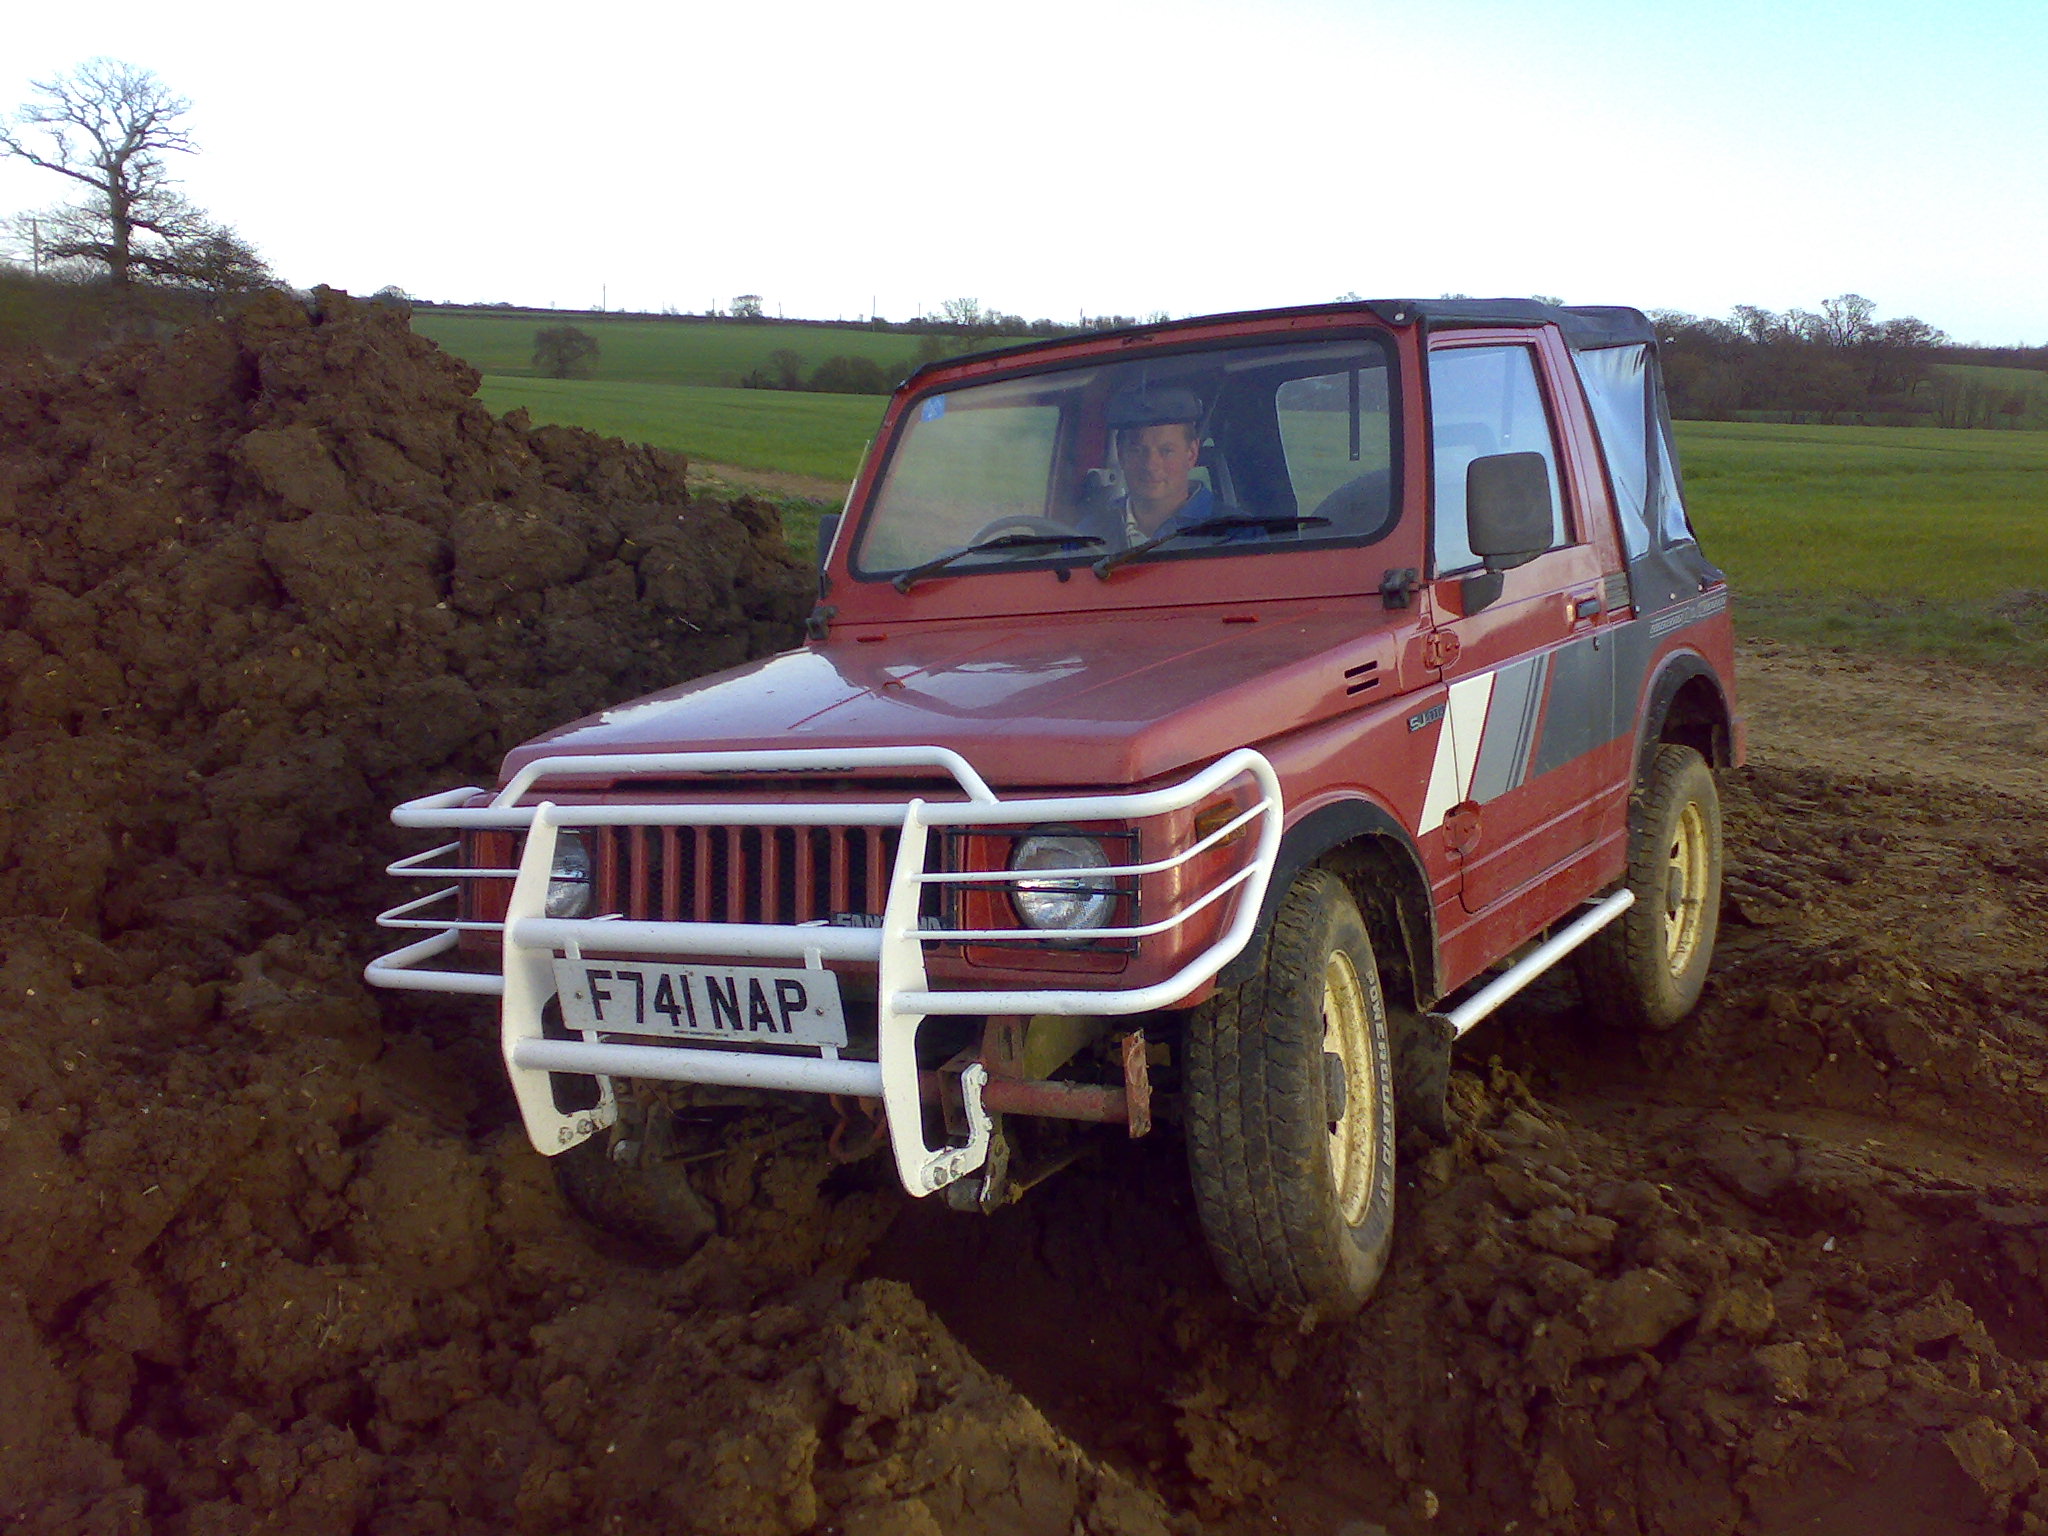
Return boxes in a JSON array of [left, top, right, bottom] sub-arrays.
[[0, 294, 1172, 1535], [0, 286, 802, 952]]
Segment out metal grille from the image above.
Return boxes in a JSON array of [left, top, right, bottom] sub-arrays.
[[592, 825, 900, 925]]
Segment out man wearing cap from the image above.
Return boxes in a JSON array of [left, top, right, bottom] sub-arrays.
[[1094, 383, 1227, 545]]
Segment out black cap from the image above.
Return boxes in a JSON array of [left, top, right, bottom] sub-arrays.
[[1106, 383, 1203, 430]]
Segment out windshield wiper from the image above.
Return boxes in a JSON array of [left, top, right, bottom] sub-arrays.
[[892, 531, 1105, 592], [1091, 514, 1332, 580]]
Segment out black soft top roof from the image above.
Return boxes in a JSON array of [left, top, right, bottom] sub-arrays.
[[913, 298, 1656, 386], [1395, 298, 1655, 351]]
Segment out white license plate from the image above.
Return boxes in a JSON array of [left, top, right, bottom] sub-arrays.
[[552, 960, 847, 1048]]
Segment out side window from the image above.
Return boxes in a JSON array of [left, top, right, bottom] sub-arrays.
[[1428, 345, 1566, 573]]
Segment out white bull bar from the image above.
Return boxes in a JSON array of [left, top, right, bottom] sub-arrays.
[[367, 746, 1283, 1197]]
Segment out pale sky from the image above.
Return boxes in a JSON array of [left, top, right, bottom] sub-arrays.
[[4, 0, 2044, 345]]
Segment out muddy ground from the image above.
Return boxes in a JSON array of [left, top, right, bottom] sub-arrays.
[[3, 297, 2047, 1534]]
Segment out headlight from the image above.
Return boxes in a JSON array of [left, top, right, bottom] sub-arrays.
[[1009, 831, 1114, 932], [546, 832, 593, 918]]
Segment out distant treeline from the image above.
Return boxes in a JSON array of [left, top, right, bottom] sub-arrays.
[[423, 296, 1150, 344], [9, 268, 2044, 428], [758, 293, 2048, 421], [733, 298, 1156, 396], [428, 294, 1161, 397], [1654, 294, 2044, 428], [740, 292, 2048, 422], [736, 330, 1040, 397]]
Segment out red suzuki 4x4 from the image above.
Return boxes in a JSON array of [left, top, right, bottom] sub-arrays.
[[371, 299, 1740, 1318]]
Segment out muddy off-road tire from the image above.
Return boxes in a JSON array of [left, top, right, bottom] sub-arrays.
[[1185, 868, 1397, 1320], [1577, 743, 1724, 1032]]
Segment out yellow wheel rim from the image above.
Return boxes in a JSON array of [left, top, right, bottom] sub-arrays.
[[1321, 949, 1380, 1227], [1662, 799, 1709, 978]]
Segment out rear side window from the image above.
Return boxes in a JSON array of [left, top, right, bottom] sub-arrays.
[[1571, 343, 1694, 559], [1428, 345, 1566, 573]]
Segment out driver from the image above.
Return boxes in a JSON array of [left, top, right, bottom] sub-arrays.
[[1094, 384, 1218, 544]]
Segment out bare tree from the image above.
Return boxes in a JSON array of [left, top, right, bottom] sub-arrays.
[[159, 222, 270, 295], [1815, 292, 1878, 349], [0, 59, 269, 291], [1728, 304, 1786, 345]]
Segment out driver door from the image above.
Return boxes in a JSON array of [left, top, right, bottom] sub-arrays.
[[1423, 337, 1610, 916]]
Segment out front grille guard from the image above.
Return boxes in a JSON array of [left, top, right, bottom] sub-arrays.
[[366, 746, 1283, 1197]]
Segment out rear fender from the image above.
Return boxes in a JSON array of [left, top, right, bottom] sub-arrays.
[[1636, 652, 1735, 782]]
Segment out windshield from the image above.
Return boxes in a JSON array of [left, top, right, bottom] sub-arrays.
[[853, 335, 1399, 581]]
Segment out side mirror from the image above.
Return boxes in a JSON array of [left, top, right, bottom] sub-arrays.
[[814, 512, 841, 573], [1466, 452, 1553, 572]]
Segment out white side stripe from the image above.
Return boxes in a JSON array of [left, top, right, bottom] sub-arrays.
[[1419, 673, 1495, 833]]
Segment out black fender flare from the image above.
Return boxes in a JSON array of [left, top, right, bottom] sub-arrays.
[[1633, 649, 1733, 782], [1219, 797, 1438, 1001]]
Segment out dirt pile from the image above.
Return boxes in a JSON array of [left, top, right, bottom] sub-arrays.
[[0, 293, 1169, 1535], [0, 285, 803, 951]]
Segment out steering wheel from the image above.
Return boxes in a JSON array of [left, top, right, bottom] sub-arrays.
[[969, 514, 1086, 543]]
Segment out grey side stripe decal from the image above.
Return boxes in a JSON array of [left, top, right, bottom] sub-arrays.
[[1470, 652, 1549, 803], [1531, 628, 1619, 779]]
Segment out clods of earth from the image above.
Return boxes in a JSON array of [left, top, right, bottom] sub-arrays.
[[4, 293, 2047, 1535]]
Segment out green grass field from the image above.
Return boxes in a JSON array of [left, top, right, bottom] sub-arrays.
[[475, 376, 883, 483], [418, 308, 1023, 390], [1676, 420, 2048, 665], [1676, 421, 2048, 595]]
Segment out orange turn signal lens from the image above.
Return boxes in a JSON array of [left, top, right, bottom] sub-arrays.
[[1192, 800, 1246, 847]]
